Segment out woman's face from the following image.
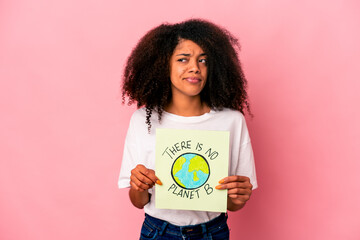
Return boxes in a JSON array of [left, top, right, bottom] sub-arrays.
[[169, 39, 208, 101]]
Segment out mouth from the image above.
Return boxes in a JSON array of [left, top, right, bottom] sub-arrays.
[[184, 77, 201, 83]]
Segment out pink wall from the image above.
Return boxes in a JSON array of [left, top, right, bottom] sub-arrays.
[[1, 0, 359, 239]]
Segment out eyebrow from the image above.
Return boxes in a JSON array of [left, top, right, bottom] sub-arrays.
[[175, 53, 207, 57]]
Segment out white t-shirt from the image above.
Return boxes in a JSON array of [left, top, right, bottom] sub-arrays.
[[118, 108, 258, 226]]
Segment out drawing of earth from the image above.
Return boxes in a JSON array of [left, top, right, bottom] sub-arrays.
[[171, 153, 210, 189]]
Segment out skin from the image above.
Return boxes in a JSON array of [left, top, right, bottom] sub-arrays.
[[129, 39, 253, 211], [129, 164, 161, 209], [166, 39, 209, 116]]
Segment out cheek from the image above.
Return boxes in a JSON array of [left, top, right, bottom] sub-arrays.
[[175, 66, 186, 77], [201, 66, 208, 78], [177, 65, 186, 73], [171, 64, 185, 77]]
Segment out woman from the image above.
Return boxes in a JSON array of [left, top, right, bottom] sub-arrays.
[[118, 19, 257, 239]]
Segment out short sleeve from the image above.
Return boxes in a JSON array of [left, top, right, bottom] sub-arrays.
[[118, 117, 139, 189], [234, 142, 258, 190], [229, 113, 258, 190]]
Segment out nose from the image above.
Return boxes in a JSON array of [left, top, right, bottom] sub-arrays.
[[188, 59, 200, 74]]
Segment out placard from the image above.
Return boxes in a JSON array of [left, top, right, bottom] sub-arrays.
[[155, 128, 229, 212]]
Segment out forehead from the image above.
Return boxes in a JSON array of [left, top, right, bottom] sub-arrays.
[[173, 39, 205, 53]]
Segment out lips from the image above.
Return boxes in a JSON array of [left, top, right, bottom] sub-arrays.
[[184, 77, 201, 83]]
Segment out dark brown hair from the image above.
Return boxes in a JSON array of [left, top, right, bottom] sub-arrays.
[[122, 19, 251, 131]]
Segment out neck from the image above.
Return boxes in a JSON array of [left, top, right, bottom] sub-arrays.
[[165, 96, 210, 117]]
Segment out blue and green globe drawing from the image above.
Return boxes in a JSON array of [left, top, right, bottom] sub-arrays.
[[171, 153, 210, 189]]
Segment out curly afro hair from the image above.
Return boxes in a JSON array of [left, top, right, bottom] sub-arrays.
[[122, 19, 251, 131]]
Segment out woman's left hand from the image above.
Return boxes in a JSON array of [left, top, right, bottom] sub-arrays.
[[215, 175, 253, 211]]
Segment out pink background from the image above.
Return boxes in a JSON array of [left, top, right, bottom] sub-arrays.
[[1, 0, 359, 239]]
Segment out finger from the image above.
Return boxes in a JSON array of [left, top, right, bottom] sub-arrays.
[[132, 166, 157, 185], [145, 169, 163, 186], [216, 181, 252, 190], [135, 165, 162, 185], [131, 169, 154, 185], [228, 193, 251, 202], [135, 165, 153, 180], [228, 194, 241, 199], [130, 179, 145, 192], [227, 188, 252, 195], [219, 175, 250, 184], [130, 175, 153, 190], [228, 194, 250, 202]]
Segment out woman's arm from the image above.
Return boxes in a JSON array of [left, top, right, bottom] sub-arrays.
[[129, 164, 162, 209], [216, 175, 253, 211], [129, 188, 150, 209]]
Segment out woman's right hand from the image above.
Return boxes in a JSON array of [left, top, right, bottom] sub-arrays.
[[130, 164, 162, 192]]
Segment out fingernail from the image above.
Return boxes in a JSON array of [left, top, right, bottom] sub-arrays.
[[215, 185, 222, 190], [156, 180, 163, 185], [219, 179, 225, 184]]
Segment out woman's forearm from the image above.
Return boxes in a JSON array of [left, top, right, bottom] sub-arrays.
[[129, 188, 150, 209], [227, 197, 246, 211]]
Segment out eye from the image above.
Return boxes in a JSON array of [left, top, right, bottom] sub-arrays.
[[199, 58, 207, 64], [177, 58, 187, 63]]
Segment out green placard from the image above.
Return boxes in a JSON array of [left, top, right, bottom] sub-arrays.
[[155, 128, 229, 212]]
